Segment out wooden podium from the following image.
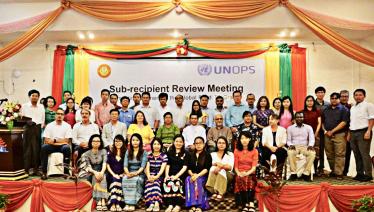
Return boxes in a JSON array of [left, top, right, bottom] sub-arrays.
[[0, 117, 30, 180]]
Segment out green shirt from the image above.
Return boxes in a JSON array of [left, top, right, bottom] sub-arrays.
[[45, 109, 56, 125], [156, 124, 180, 145]]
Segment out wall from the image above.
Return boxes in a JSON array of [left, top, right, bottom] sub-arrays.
[[0, 41, 373, 105]]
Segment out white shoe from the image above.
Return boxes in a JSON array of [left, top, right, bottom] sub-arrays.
[[123, 205, 129, 211], [165, 205, 173, 212], [146, 204, 154, 212]]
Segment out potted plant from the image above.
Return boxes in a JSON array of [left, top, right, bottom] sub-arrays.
[[0, 193, 9, 212]]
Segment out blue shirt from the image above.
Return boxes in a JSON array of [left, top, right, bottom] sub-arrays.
[[225, 103, 249, 127], [119, 108, 135, 128]]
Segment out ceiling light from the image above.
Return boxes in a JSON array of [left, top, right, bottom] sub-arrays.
[[78, 32, 85, 40], [171, 30, 181, 38], [278, 31, 287, 37], [88, 32, 95, 39], [290, 31, 297, 37]]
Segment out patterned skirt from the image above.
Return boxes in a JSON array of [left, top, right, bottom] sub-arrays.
[[185, 176, 209, 210], [163, 177, 185, 206], [107, 176, 124, 207], [144, 178, 163, 206], [122, 175, 145, 205], [234, 175, 257, 193]]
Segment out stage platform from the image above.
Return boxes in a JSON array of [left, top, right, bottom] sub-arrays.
[[0, 175, 373, 212]]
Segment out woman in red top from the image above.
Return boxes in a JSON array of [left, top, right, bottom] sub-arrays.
[[302, 95, 322, 175], [64, 97, 76, 128], [234, 131, 258, 212]]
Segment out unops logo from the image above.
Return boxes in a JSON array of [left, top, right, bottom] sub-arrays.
[[197, 64, 212, 76], [197, 64, 256, 76]]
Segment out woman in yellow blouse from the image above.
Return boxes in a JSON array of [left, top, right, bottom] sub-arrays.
[[127, 111, 155, 152]]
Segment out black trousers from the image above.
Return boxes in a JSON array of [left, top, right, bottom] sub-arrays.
[[261, 147, 288, 169], [23, 124, 41, 172]]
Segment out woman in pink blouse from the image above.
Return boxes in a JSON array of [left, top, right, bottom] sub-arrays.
[[234, 131, 258, 212], [279, 96, 294, 129], [63, 97, 76, 128]]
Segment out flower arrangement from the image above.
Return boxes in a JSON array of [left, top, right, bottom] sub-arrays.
[[352, 195, 374, 211], [0, 102, 21, 131], [0, 193, 9, 210]]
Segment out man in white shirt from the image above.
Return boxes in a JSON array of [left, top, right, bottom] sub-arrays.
[[40, 108, 72, 180], [135, 92, 160, 130], [349, 89, 374, 182], [102, 109, 127, 148], [182, 114, 206, 151], [157, 92, 172, 126], [72, 109, 100, 166], [171, 94, 187, 131], [21, 89, 45, 175]]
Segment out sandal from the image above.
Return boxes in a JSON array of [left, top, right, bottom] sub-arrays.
[[110, 205, 117, 212], [212, 194, 217, 200], [116, 205, 122, 211], [189, 207, 196, 212], [153, 202, 160, 212], [96, 205, 103, 211], [102, 205, 108, 211], [166, 205, 173, 212], [216, 194, 223, 201], [172, 206, 181, 212], [195, 208, 202, 212]]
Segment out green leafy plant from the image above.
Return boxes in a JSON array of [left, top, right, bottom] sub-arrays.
[[0, 193, 10, 209], [352, 195, 374, 212]]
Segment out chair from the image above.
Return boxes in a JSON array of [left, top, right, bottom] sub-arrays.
[[283, 153, 314, 181], [47, 152, 64, 176]]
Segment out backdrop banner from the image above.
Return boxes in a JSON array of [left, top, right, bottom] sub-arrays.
[[89, 59, 265, 108]]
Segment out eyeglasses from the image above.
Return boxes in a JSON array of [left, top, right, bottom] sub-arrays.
[[56, 113, 64, 115], [331, 97, 338, 100]]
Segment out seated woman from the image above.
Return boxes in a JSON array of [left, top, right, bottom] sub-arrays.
[[122, 133, 148, 212], [163, 135, 189, 212], [261, 114, 287, 170], [79, 134, 109, 211], [127, 111, 155, 152], [206, 136, 234, 201], [185, 136, 212, 212], [144, 138, 168, 211], [234, 131, 258, 212], [106, 135, 127, 212]]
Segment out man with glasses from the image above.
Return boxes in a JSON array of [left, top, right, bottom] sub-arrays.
[[207, 113, 232, 152], [40, 108, 72, 180], [322, 92, 349, 180]]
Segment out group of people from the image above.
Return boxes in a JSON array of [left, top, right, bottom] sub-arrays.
[[19, 86, 373, 211]]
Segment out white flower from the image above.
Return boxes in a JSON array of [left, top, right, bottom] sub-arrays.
[[5, 117, 10, 122], [13, 113, 19, 118], [1, 121, 6, 125], [1, 111, 6, 116], [0, 116, 4, 122]]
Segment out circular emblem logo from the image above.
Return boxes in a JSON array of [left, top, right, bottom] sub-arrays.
[[97, 64, 111, 78], [197, 64, 212, 76]]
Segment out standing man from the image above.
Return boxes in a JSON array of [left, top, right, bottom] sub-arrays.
[[119, 96, 135, 129], [102, 109, 127, 148], [246, 93, 256, 114], [157, 92, 172, 126], [314, 86, 330, 175], [171, 94, 188, 131], [135, 92, 160, 131], [200, 95, 215, 128], [110, 93, 121, 109], [214, 96, 227, 126], [287, 112, 316, 181], [322, 92, 349, 180], [40, 108, 72, 180], [21, 89, 45, 175], [129, 92, 141, 110], [226, 90, 248, 134], [349, 89, 374, 182], [94, 89, 115, 130], [340, 90, 352, 176]]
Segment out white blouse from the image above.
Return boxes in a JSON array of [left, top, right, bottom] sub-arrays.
[[209, 151, 234, 179]]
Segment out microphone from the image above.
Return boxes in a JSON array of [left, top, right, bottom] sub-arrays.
[[0, 98, 8, 102]]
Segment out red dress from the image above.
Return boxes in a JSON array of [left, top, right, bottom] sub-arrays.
[[234, 149, 258, 192]]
